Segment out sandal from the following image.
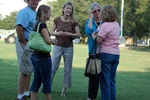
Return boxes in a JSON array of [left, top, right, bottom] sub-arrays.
[[87, 98, 95, 100], [61, 92, 66, 96]]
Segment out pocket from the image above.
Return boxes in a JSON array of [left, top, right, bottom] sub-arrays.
[[34, 56, 43, 62], [24, 43, 34, 52]]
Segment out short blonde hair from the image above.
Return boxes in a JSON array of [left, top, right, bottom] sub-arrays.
[[101, 4, 117, 22]]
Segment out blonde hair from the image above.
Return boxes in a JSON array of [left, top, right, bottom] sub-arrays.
[[101, 4, 117, 22], [36, 5, 51, 23], [62, 2, 77, 23]]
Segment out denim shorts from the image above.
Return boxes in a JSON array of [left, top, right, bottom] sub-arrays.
[[30, 55, 52, 93]]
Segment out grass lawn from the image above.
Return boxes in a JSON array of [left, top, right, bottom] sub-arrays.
[[0, 40, 150, 100]]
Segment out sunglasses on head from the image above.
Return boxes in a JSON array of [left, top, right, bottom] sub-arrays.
[[93, 9, 100, 13]]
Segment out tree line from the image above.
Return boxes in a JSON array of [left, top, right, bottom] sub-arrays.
[[0, 0, 149, 45]]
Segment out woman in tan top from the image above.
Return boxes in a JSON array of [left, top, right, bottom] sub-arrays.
[[51, 2, 81, 97]]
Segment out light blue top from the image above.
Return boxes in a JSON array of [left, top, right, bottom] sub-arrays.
[[85, 18, 98, 54], [16, 6, 36, 39]]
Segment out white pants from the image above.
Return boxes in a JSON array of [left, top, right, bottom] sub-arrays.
[[51, 45, 73, 88]]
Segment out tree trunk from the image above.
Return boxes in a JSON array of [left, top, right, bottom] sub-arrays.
[[133, 32, 137, 46]]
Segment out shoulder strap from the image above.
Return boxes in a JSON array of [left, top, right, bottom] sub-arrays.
[[36, 22, 43, 33]]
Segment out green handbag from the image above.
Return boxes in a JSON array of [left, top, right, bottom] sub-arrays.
[[28, 22, 51, 53]]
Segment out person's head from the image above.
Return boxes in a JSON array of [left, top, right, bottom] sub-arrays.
[[24, 0, 41, 11], [36, 5, 51, 23], [89, 3, 101, 18], [62, 2, 74, 16], [100, 4, 117, 22], [62, 2, 77, 22]]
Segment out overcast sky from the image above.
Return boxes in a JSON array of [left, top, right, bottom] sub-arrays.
[[0, 0, 50, 17]]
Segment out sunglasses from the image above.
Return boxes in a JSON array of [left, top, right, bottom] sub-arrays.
[[93, 9, 100, 13]]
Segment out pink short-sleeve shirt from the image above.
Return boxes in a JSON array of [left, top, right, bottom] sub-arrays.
[[98, 21, 120, 55]]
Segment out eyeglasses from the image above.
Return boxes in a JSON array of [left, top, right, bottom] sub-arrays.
[[93, 9, 100, 13]]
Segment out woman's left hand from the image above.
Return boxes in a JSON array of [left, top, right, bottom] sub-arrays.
[[92, 32, 97, 40]]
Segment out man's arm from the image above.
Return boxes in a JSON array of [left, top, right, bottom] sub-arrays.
[[16, 25, 27, 47]]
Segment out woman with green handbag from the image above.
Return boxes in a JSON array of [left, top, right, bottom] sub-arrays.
[[30, 5, 56, 100]]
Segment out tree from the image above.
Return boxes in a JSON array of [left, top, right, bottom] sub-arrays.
[[0, 11, 17, 29], [123, 0, 150, 45], [0, 14, 2, 20]]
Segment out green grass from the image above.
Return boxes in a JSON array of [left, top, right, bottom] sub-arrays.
[[0, 40, 150, 100]]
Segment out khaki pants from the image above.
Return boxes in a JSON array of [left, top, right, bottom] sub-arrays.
[[15, 37, 33, 75], [51, 45, 73, 88]]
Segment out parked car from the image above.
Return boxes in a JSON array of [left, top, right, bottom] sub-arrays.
[[137, 40, 143, 44], [4, 30, 17, 44]]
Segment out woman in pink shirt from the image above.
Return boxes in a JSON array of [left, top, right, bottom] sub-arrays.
[[92, 5, 120, 100]]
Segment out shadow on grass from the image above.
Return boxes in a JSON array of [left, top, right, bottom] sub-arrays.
[[0, 59, 18, 99], [0, 59, 150, 100]]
